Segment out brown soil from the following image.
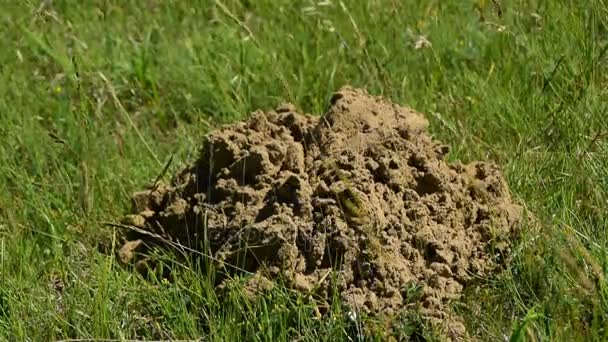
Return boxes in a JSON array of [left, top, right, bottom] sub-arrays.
[[119, 86, 522, 339]]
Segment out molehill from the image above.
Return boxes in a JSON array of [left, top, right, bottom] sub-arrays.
[[118, 87, 522, 335]]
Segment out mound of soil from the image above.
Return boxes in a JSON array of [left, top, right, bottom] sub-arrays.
[[119, 87, 522, 337]]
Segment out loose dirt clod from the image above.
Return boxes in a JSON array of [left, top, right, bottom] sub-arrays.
[[119, 86, 522, 338]]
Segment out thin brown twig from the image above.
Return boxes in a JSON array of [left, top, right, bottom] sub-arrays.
[[584, 130, 608, 154]]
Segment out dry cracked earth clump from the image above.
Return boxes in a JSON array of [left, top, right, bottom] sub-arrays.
[[119, 87, 522, 339]]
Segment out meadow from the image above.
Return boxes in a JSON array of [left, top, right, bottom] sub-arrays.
[[0, 0, 607, 340]]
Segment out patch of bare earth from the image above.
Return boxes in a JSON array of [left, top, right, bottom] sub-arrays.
[[119, 87, 522, 340]]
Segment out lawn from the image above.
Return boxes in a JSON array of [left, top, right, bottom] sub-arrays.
[[1, 0, 607, 340]]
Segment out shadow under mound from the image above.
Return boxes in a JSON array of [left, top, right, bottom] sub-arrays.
[[117, 86, 523, 340]]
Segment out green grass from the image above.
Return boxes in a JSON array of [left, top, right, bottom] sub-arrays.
[[1, 0, 607, 340]]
